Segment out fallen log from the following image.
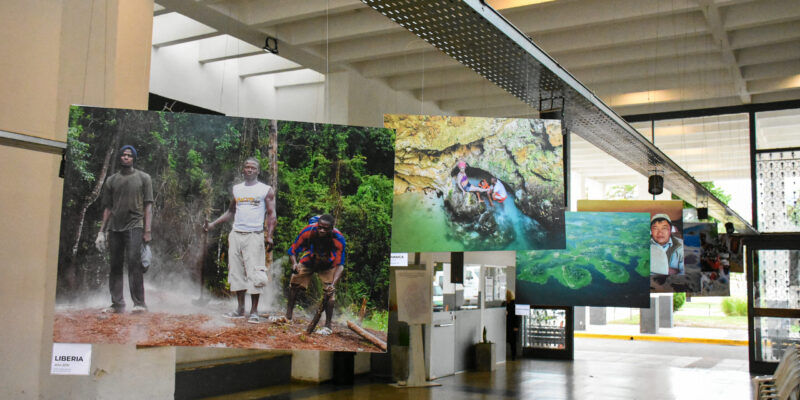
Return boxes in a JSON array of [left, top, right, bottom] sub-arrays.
[[347, 320, 387, 351]]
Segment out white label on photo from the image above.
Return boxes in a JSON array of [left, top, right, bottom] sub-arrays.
[[51, 343, 92, 375], [515, 304, 531, 316], [390, 253, 409, 267]]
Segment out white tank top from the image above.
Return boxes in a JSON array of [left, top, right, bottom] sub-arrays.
[[232, 182, 271, 232]]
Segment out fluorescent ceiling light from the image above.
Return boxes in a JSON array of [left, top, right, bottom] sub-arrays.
[[779, 74, 800, 90], [486, 0, 558, 10], [605, 89, 683, 107]]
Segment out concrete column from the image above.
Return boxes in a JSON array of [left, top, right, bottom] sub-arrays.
[[291, 350, 334, 382], [658, 294, 673, 328], [574, 306, 587, 331], [0, 1, 179, 399], [589, 307, 607, 325], [640, 296, 659, 334]]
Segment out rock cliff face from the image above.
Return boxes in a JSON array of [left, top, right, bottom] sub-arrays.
[[387, 115, 565, 243]]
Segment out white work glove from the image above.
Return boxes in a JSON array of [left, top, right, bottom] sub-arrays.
[[95, 232, 106, 252]]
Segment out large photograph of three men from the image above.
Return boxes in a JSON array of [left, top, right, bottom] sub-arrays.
[[53, 106, 392, 352]]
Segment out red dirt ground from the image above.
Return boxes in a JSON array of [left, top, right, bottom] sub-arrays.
[[53, 309, 386, 352]]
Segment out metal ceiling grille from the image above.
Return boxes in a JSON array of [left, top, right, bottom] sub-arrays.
[[364, 0, 756, 234]]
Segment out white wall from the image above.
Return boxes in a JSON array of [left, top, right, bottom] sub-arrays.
[[150, 40, 257, 116], [150, 40, 446, 127]]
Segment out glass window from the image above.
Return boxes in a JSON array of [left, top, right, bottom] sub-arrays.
[[754, 317, 800, 363], [521, 308, 566, 349], [631, 121, 652, 142], [754, 250, 800, 309], [756, 108, 800, 150], [653, 113, 751, 221], [462, 264, 481, 308], [483, 265, 507, 308], [756, 151, 800, 232]]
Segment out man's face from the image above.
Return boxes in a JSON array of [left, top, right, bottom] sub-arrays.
[[120, 150, 134, 167], [651, 220, 672, 245], [316, 220, 333, 237], [242, 161, 259, 179]]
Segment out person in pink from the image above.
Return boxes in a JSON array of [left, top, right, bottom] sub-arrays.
[[455, 161, 489, 203]]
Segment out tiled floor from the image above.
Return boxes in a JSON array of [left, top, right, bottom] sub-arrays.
[[206, 337, 754, 400]]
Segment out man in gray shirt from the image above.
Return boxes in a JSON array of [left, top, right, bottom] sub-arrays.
[[96, 145, 154, 313]]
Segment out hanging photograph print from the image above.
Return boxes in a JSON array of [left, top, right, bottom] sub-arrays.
[[386, 114, 565, 252], [577, 200, 691, 293], [516, 212, 651, 308], [684, 223, 730, 296], [53, 106, 393, 352]]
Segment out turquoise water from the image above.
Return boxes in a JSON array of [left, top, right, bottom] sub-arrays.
[[488, 189, 543, 250], [391, 191, 464, 252], [391, 178, 559, 252]]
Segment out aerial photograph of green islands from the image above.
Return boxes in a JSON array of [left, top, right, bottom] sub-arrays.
[[516, 211, 651, 308]]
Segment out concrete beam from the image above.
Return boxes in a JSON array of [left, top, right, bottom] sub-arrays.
[[439, 94, 527, 113], [722, 0, 800, 30], [697, 0, 751, 103], [387, 67, 483, 90], [157, 0, 330, 73], [737, 41, 800, 66], [277, 8, 400, 46], [742, 60, 800, 81], [272, 69, 326, 88], [238, 54, 304, 78], [151, 12, 220, 48], [357, 51, 458, 78], [239, 0, 364, 28], [729, 21, 800, 49], [198, 36, 263, 64]]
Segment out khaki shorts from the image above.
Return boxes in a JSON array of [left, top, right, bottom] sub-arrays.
[[290, 262, 337, 300], [228, 231, 265, 294]]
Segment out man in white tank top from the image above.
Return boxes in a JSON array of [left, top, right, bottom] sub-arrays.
[[205, 158, 276, 323]]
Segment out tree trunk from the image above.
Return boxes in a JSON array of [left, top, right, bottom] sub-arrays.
[[269, 120, 277, 190], [66, 142, 115, 293], [267, 120, 278, 268]]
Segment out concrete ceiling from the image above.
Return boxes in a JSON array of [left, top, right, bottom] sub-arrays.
[[152, 0, 800, 224], [153, 0, 800, 116]]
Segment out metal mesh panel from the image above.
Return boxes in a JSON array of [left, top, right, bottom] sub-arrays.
[[364, 0, 755, 233]]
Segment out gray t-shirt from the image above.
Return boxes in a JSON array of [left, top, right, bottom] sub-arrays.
[[101, 169, 154, 232]]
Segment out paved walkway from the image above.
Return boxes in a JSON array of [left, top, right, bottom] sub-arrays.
[[577, 322, 748, 345]]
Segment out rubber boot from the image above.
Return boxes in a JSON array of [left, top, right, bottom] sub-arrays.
[[286, 285, 301, 320], [324, 298, 335, 329]]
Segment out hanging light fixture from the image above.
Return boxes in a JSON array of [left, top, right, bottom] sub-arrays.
[[648, 170, 664, 195], [725, 222, 735, 234], [697, 196, 709, 220], [263, 36, 278, 54]]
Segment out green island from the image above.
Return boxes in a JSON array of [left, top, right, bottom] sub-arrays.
[[552, 265, 592, 289], [589, 259, 629, 283], [517, 212, 651, 290]]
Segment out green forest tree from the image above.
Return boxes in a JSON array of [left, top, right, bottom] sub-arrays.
[[58, 108, 394, 312]]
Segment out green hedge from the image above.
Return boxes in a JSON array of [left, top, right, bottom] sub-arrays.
[[721, 297, 748, 316], [673, 292, 686, 311]]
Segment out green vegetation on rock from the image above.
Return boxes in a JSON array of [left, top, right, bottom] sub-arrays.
[[517, 212, 650, 291]]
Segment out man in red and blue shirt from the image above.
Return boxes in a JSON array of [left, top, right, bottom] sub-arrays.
[[285, 214, 345, 334]]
